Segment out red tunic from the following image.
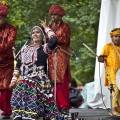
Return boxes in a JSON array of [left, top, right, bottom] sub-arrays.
[[49, 21, 71, 109], [48, 21, 71, 83], [0, 23, 17, 89]]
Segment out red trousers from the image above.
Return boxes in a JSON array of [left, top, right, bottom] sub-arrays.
[[0, 89, 12, 116], [55, 69, 70, 110]]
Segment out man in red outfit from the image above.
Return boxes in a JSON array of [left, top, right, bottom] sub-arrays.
[[48, 4, 71, 113], [0, 1, 17, 119]]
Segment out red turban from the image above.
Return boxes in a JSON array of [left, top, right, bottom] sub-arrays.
[[0, 1, 9, 18], [49, 5, 65, 17]]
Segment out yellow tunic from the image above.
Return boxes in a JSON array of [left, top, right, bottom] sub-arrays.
[[102, 43, 120, 114], [101, 43, 120, 86]]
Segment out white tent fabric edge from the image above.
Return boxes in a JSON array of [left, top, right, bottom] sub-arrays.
[[80, 0, 120, 109]]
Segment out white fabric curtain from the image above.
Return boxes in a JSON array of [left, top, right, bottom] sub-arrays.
[[82, 0, 120, 109]]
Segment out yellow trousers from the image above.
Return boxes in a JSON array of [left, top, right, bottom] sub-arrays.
[[112, 85, 120, 114]]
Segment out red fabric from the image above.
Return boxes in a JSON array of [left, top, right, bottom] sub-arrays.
[[48, 20, 71, 110], [55, 68, 70, 110], [0, 89, 12, 116], [49, 5, 65, 16], [48, 22, 71, 83], [0, 3, 8, 17], [0, 68, 13, 89], [0, 23, 17, 89], [49, 21, 71, 110]]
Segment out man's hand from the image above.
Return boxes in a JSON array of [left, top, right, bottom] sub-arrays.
[[98, 55, 106, 63], [40, 18, 48, 28]]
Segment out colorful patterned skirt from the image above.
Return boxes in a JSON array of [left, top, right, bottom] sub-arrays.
[[11, 71, 62, 120]]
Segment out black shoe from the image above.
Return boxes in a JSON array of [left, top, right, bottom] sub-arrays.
[[2, 116, 11, 119], [43, 118, 50, 120], [60, 108, 69, 115], [56, 116, 64, 120], [14, 117, 22, 120]]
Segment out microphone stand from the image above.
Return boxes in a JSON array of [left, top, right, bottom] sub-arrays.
[[109, 84, 113, 115]]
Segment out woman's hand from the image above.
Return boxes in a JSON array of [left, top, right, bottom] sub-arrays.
[[9, 71, 19, 89], [9, 81, 17, 89]]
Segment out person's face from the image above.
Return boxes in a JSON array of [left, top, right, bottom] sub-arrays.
[[0, 17, 5, 25], [50, 14, 62, 23], [112, 35, 120, 46], [31, 28, 43, 44]]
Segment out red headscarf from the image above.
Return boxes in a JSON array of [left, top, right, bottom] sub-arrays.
[[0, 1, 9, 18], [49, 4, 65, 17]]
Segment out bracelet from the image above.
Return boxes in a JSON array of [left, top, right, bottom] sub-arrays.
[[44, 27, 55, 38], [11, 76, 17, 82], [13, 69, 20, 77], [11, 80, 17, 83], [44, 27, 51, 33]]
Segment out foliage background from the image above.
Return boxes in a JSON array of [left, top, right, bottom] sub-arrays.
[[7, 0, 101, 85]]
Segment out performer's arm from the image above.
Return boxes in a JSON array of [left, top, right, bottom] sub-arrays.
[[57, 23, 71, 46], [9, 55, 21, 89], [9, 69, 20, 89], [48, 36, 57, 50], [98, 44, 108, 63], [43, 26, 58, 53]]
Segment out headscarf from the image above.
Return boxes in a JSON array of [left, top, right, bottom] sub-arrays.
[[31, 26, 46, 44], [110, 28, 120, 37], [21, 26, 46, 64], [0, 0, 9, 18], [48, 4, 65, 17]]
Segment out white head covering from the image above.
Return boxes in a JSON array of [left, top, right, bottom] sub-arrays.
[[31, 25, 46, 44]]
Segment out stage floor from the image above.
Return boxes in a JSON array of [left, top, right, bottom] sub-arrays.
[[69, 108, 120, 120], [1, 108, 120, 120]]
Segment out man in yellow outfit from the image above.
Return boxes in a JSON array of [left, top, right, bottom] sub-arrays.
[[98, 28, 120, 116]]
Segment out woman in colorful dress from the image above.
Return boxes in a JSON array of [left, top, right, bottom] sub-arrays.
[[10, 25, 63, 120]]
